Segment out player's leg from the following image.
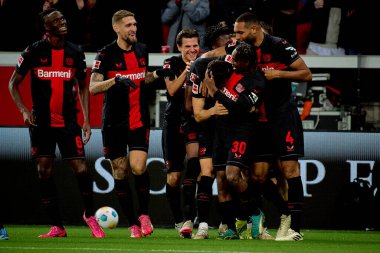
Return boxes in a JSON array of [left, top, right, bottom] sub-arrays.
[[30, 127, 66, 238], [129, 127, 153, 236], [103, 127, 141, 238], [62, 126, 104, 238], [162, 121, 186, 233]]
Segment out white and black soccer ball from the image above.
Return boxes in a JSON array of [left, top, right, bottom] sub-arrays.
[[95, 206, 119, 229]]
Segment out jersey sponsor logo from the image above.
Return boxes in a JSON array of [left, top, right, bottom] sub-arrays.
[[221, 87, 238, 101], [36, 69, 73, 80], [17, 56, 24, 67], [192, 83, 199, 94], [92, 60, 101, 69], [115, 71, 145, 81], [235, 83, 245, 93], [65, 57, 74, 66]]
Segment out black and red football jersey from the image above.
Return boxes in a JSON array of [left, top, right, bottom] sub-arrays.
[[161, 55, 187, 123], [91, 41, 150, 130], [224, 34, 301, 118], [16, 39, 87, 128]]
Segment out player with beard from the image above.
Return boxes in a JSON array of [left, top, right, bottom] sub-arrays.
[[89, 10, 169, 238], [202, 43, 267, 239], [206, 12, 312, 241]]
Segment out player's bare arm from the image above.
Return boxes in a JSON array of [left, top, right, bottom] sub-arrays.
[[8, 71, 37, 127], [77, 78, 91, 144], [89, 72, 116, 95], [263, 58, 312, 81]]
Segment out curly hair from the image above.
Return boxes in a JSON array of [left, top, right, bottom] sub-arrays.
[[204, 21, 232, 50]]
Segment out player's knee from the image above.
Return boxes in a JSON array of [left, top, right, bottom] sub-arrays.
[[167, 172, 181, 186]]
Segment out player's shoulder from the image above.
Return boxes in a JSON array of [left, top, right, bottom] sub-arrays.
[[164, 55, 182, 65], [65, 41, 84, 54]]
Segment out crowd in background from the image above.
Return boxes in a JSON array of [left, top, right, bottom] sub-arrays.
[[0, 0, 378, 55]]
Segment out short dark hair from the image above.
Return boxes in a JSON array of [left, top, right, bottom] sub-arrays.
[[39, 8, 59, 23], [176, 28, 200, 46], [207, 60, 233, 88], [235, 12, 261, 27]]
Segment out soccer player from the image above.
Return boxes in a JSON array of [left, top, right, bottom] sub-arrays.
[[202, 43, 267, 240], [159, 28, 202, 238], [231, 12, 313, 241], [89, 10, 167, 238], [8, 8, 104, 238], [190, 55, 231, 239]]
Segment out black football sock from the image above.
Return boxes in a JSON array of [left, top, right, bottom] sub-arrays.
[[39, 178, 64, 229], [287, 176, 304, 233], [224, 199, 237, 232], [76, 172, 94, 217], [196, 176, 213, 223], [239, 183, 259, 219], [134, 171, 150, 215], [182, 158, 199, 220], [262, 179, 290, 215], [165, 183, 183, 223], [115, 179, 138, 226]]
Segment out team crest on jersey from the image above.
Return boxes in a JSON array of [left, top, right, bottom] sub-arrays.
[[192, 83, 199, 94], [17, 56, 24, 67], [235, 83, 245, 93], [65, 57, 74, 66], [263, 54, 272, 62], [115, 62, 123, 68], [40, 58, 48, 64], [224, 54, 233, 63], [92, 60, 101, 69], [138, 58, 146, 66]]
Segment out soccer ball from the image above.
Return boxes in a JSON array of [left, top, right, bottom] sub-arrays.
[[95, 206, 119, 229]]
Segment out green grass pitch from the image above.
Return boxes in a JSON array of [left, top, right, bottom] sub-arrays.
[[1, 225, 380, 253]]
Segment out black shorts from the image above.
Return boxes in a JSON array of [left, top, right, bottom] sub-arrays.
[[180, 117, 199, 145], [162, 121, 186, 173], [213, 125, 254, 171], [102, 126, 150, 160], [251, 121, 276, 163], [269, 107, 304, 160], [198, 121, 216, 160], [29, 125, 85, 160]]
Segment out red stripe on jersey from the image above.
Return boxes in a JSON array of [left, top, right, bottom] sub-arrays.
[[124, 52, 145, 130], [50, 50, 65, 126]]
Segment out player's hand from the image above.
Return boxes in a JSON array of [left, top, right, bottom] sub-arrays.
[[82, 120, 92, 145], [154, 68, 175, 80], [115, 75, 138, 89], [212, 101, 229, 116], [22, 110, 37, 127]]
